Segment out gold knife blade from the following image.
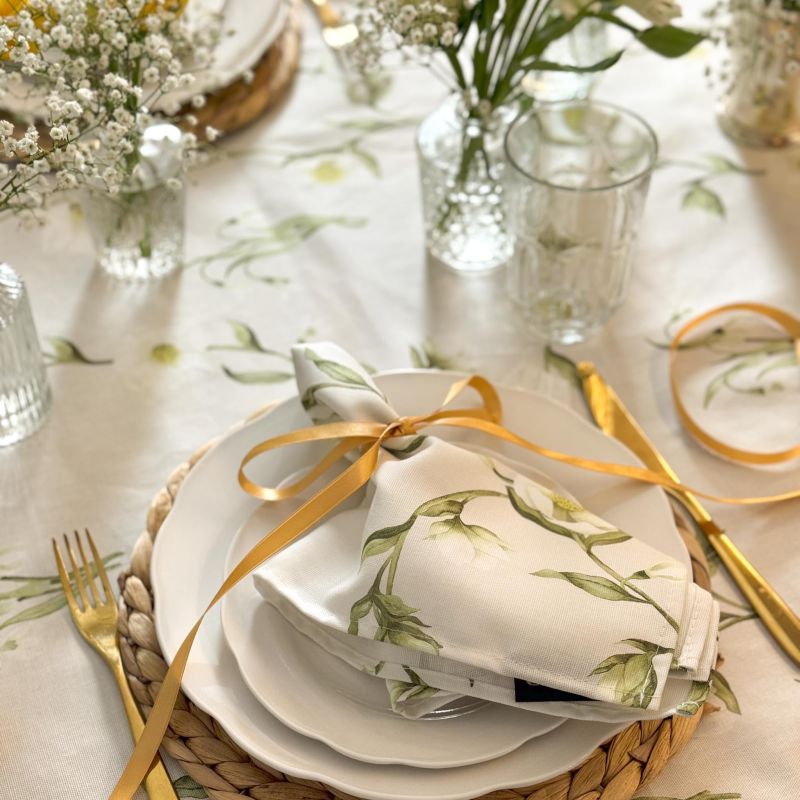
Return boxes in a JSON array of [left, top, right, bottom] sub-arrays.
[[577, 360, 800, 667]]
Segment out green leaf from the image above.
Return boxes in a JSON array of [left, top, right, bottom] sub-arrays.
[[409, 345, 426, 369], [45, 337, 112, 365], [532, 570, 644, 602], [303, 348, 371, 388], [361, 518, 414, 561], [527, 51, 623, 74], [589, 653, 633, 675], [427, 517, 510, 556], [0, 639, 18, 652], [384, 625, 442, 654], [682, 183, 725, 217], [150, 343, 181, 365], [618, 638, 671, 656], [415, 490, 501, 517], [676, 680, 711, 716], [348, 593, 373, 635], [174, 775, 208, 798], [544, 345, 580, 389], [619, 653, 658, 708], [0, 593, 67, 630], [222, 366, 293, 385], [390, 435, 426, 455], [349, 144, 381, 177], [229, 321, 262, 350], [584, 530, 632, 549], [710, 668, 741, 714], [376, 594, 420, 618], [636, 25, 705, 58], [416, 498, 466, 517]]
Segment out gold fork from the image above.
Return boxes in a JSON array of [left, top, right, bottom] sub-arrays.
[[53, 529, 178, 799]]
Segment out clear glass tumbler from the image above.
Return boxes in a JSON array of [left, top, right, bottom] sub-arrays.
[[504, 100, 657, 344], [0, 263, 51, 445]]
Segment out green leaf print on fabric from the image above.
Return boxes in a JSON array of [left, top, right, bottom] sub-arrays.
[[658, 151, 764, 218], [387, 667, 441, 711], [0, 551, 123, 641], [300, 347, 388, 409], [206, 321, 297, 386], [350, 490, 508, 653], [589, 639, 673, 709], [709, 668, 740, 714], [409, 341, 460, 370], [173, 775, 208, 798], [192, 213, 366, 287], [675, 680, 711, 716], [650, 310, 797, 408], [43, 337, 112, 366], [532, 570, 647, 603]]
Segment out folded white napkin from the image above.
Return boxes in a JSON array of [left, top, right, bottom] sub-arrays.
[[253, 344, 718, 720]]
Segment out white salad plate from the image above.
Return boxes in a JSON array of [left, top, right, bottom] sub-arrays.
[[221, 504, 565, 769], [151, 370, 689, 800]]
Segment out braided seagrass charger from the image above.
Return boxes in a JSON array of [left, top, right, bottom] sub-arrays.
[[117, 425, 716, 800]]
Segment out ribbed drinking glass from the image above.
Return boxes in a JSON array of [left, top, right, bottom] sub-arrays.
[[504, 100, 658, 344], [0, 263, 51, 445]]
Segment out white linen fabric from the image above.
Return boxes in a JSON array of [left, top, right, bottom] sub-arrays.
[[3, 9, 799, 797], [254, 343, 719, 720]]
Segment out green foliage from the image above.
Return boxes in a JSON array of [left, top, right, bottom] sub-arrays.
[[710, 669, 741, 714], [173, 775, 208, 798], [44, 337, 112, 366], [636, 26, 705, 57], [533, 570, 645, 603]]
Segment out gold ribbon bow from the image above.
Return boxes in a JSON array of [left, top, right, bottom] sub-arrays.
[[110, 365, 799, 800]]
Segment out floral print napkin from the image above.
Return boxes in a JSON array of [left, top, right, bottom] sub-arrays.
[[253, 344, 719, 720]]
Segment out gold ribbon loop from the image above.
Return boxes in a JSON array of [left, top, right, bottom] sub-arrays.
[[110, 348, 798, 800], [669, 302, 800, 465]]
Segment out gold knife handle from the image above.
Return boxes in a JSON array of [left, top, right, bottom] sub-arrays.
[[111, 657, 179, 799], [577, 360, 800, 669], [698, 519, 800, 667]]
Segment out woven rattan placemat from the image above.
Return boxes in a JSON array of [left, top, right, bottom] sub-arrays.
[[118, 430, 712, 800]]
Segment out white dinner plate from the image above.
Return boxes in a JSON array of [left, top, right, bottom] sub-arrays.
[[222, 504, 565, 769], [152, 370, 689, 800]]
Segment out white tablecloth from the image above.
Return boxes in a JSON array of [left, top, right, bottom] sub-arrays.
[[1, 12, 798, 800]]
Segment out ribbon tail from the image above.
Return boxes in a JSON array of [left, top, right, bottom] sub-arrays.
[[108, 437, 384, 800], [423, 416, 800, 505]]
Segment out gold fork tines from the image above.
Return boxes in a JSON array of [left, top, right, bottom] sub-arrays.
[[53, 529, 178, 799]]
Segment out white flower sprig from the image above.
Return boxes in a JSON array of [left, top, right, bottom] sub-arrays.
[[0, 0, 221, 220], [351, 0, 703, 117]]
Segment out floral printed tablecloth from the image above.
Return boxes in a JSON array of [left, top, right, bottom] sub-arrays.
[[1, 10, 798, 800]]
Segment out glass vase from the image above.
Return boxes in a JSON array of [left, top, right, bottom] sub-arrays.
[[710, 0, 800, 147], [416, 95, 516, 273], [504, 100, 658, 345], [523, 17, 611, 102], [0, 263, 51, 446], [83, 179, 186, 281]]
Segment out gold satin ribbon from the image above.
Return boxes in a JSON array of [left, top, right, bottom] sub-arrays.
[[670, 302, 800, 465], [110, 364, 800, 800]]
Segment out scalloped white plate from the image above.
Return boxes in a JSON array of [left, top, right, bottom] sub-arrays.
[[151, 370, 688, 800]]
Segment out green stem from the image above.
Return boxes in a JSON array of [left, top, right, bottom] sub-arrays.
[[582, 544, 680, 632], [385, 528, 411, 595]]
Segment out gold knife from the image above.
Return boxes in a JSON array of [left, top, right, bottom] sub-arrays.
[[576, 360, 800, 667]]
